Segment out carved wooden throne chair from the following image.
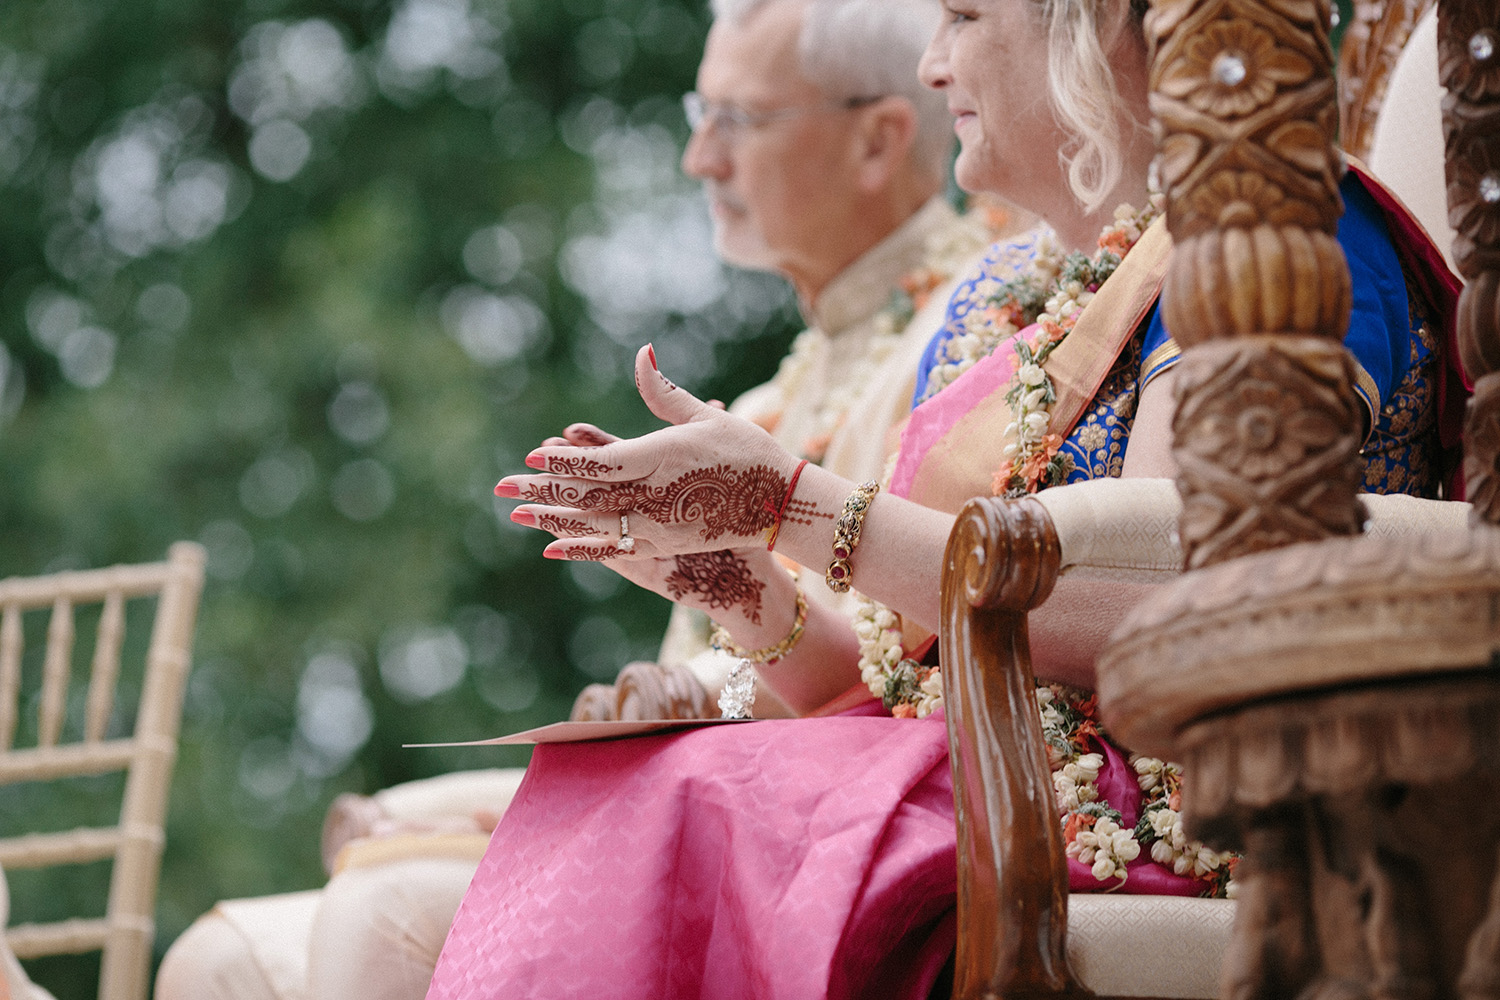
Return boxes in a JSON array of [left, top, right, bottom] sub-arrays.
[[937, 0, 1498, 998], [0, 544, 206, 1000]]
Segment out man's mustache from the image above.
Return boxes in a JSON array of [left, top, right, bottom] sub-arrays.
[[703, 182, 747, 215]]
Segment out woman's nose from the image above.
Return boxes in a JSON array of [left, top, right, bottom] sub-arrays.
[[918, 32, 950, 91]]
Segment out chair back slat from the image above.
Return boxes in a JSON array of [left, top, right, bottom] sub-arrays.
[[0, 543, 205, 1000], [7, 918, 111, 960], [0, 827, 124, 870], [39, 598, 75, 748], [85, 591, 126, 743], [0, 606, 18, 752]]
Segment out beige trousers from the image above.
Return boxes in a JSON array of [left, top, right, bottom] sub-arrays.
[[155, 857, 477, 1000]]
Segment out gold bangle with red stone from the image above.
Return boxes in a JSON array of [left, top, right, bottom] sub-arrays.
[[825, 481, 879, 594]]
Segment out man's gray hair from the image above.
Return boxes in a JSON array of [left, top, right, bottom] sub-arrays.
[[709, 0, 952, 180]]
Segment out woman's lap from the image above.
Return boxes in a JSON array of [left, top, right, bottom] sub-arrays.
[[427, 711, 956, 1000]]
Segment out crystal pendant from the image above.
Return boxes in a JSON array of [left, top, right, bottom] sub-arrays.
[[717, 657, 756, 720], [1212, 52, 1248, 87], [1471, 30, 1497, 63], [1481, 171, 1500, 205]]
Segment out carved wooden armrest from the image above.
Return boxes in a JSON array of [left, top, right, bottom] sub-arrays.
[[569, 660, 715, 722], [941, 494, 1091, 1000]]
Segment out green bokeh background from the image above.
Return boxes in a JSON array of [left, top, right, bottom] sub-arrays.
[[0, 0, 1357, 994], [0, 1, 801, 994]]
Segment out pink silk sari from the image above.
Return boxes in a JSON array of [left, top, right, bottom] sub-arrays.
[[426, 702, 959, 999]]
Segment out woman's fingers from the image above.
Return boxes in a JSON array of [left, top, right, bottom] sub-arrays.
[[541, 537, 657, 561], [634, 344, 715, 427], [510, 505, 636, 543], [513, 348, 728, 485], [496, 474, 634, 506], [537, 424, 620, 451], [518, 448, 633, 479], [563, 423, 620, 446]]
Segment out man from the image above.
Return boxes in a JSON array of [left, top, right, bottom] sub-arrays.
[[156, 1, 1018, 996], [657, 0, 1020, 689]]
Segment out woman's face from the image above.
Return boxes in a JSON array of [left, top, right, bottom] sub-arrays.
[[920, 0, 1067, 211]]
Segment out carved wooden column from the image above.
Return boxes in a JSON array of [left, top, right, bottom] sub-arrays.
[[1100, 3, 1500, 1000], [1339, 0, 1437, 158], [1151, 0, 1364, 570], [1444, 0, 1500, 523]]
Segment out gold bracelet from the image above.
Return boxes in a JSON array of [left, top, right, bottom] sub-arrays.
[[710, 588, 809, 665], [825, 481, 879, 593]]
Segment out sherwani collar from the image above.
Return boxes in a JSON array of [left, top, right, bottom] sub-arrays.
[[802, 197, 958, 337]]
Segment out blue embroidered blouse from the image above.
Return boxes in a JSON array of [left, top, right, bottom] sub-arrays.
[[915, 173, 1444, 496]]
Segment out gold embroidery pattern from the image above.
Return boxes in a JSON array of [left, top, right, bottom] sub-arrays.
[[1361, 270, 1442, 498], [1060, 330, 1145, 483]]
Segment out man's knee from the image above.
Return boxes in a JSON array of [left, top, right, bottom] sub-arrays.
[[156, 892, 321, 1000], [156, 912, 283, 1000], [307, 857, 478, 1000]]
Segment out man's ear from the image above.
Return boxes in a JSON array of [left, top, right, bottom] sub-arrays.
[[852, 97, 918, 194]]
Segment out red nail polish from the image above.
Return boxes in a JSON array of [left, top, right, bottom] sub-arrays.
[[510, 509, 536, 527], [542, 547, 563, 560], [524, 453, 547, 470], [647, 344, 658, 370], [494, 482, 520, 498]]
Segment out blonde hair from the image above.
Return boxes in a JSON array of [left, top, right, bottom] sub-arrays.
[[1039, 0, 1147, 212]]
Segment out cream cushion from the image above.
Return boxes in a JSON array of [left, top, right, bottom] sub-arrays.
[[1068, 895, 1234, 998], [1034, 477, 1471, 582], [368, 768, 526, 822]]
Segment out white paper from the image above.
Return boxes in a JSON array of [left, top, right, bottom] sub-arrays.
[[405, 717, 753, 747]]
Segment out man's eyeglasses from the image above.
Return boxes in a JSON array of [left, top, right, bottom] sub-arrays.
[[682, 92, 883, 137]]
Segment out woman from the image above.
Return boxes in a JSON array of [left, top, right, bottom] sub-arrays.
[[426, 0, 1457, 996]]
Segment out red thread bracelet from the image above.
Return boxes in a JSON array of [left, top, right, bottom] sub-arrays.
[[763, 459, 808, 550]]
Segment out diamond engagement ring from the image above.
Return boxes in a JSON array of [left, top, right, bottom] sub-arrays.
[[618, 514, 635, 553]]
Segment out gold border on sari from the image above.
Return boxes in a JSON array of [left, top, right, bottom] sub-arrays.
[[903, 217, 1174, 513]]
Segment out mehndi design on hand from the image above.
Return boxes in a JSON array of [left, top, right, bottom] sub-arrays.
[[537, 513, 602, 537], [783, 497, 834, 528], [563, 545, 631, 561], [540, 455, 622, 477], [520, 464, 790, 543], [665, 550, 765, 625]]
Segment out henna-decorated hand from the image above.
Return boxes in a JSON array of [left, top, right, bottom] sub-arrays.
[[511, 495, 784, 632], [587, 546, 778, 630], [498, 346, 813, 560], [537, 423, 621, 450]]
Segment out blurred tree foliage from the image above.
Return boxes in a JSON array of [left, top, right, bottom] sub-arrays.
[[0, 0, 800, 994]]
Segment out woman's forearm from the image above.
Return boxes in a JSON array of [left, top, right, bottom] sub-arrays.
[[750, 598, 863, 714], [700, 549, 863, 715], [770, 464, 955, 634]]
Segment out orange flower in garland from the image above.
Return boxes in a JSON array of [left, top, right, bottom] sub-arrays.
[[991, 194, 1162, 498], [1098, 227, 1133, 258], [901, 268, 947, 311], [1063, 811, 1093, 843], [1018, 434, 1066, 492], [1043, 314, 1075, 342]]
